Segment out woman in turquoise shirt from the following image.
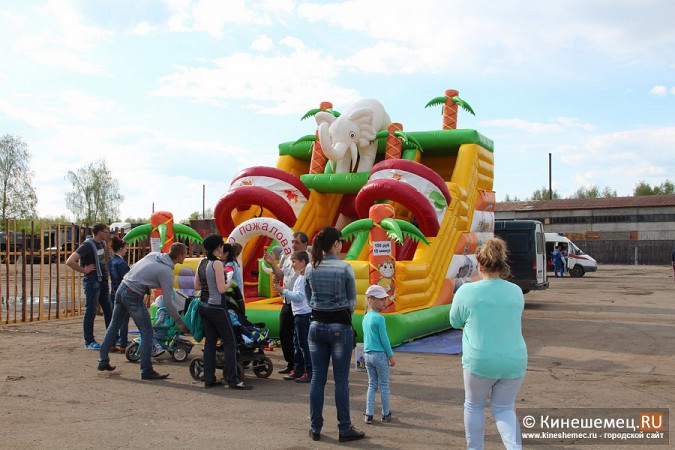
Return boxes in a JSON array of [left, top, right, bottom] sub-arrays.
[[450, 237, 527, 450]]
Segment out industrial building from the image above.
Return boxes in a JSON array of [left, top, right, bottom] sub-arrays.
[[495, 194, 675, 265]]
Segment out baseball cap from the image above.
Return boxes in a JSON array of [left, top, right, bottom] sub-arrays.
[[365, 285, 388, 299]]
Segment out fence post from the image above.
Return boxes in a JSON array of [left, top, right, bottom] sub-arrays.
[[634, 246, 638, 265]]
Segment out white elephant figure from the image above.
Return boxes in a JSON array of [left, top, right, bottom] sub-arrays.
[[315, 99, 391, 173]]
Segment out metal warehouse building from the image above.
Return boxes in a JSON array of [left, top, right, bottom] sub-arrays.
[[495, 194, 675, 265]]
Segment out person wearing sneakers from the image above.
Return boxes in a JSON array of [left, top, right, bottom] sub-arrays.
[[66, 223, 113, 350], [274, 251, 312, 384], [361, 285, 395, 425], [97, 243, 189, 380], [304, 227, 364, 443]]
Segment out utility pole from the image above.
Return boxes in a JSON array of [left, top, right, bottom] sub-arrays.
[[548, 153, 552, 200], [203, 184, 206, 220]]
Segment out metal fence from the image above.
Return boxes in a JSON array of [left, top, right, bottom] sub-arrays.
[[576, 240, 675, 265], [1, 219, 207, 324]]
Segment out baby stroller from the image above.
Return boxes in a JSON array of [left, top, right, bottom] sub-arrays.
[[189, 292, 273, 381], [125, 323, 194, 362], [126, 291, 194, 363]]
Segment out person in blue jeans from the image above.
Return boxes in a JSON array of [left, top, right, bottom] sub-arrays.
[[97, 243, 189, 380], [65, 223, 112, 350], [361, 284, 396, 425], [450, 237, 528, 450], [304, 227, 364, 443], [275, 250, 312, 383], [108, 236, 130, 350]]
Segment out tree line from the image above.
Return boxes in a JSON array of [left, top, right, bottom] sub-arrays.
[[503, 180, 673, 202]]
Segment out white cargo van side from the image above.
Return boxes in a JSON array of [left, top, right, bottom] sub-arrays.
[[545, 233, 597, 277]]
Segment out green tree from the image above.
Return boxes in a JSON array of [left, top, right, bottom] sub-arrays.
[[65, 159, 124, 225], [0, 134, 38, 228], [570, 185, 617, 199], [124, 216, 149, 224], [502, 194, 522, 202], [40, 214, 73, 225], [633, 179, 674, 196], [187, 208, 214, 220], [181, 208, 214, 225], [530, 186, 560, 200]]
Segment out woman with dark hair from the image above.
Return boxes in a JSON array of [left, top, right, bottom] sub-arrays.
[[108, 236, 130, 350], [193, 234, 251, 390], [304, 227, 364, 442], [450, 237, 527, 450]]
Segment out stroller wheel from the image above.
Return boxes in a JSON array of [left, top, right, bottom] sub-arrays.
[[125, 342, 141, 362], [253, 356, 274, 378], [189, 358, 205, 381], [172, 346, 190, 362]]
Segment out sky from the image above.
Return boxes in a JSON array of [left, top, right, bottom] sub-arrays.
[[1, 0, 674, 223]]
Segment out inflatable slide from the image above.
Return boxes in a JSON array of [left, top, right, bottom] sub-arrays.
[[176, 90, 495, 346]]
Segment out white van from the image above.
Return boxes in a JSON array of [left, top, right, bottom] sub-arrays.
[[545, 233, 597, 277]]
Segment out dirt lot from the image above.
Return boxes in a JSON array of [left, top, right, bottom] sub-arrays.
[[1, 265, 673, 449]]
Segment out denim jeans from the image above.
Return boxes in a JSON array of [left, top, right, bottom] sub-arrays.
[[293, 313, 312, 374], [365, 351, 390, 417], [463, 369, 525, 450], [199, 303, 239, 386], [83, 278, 112, 345], [308, 321, 353, 433], [99, 287, 155, 374], [111, 287, 129, 346]]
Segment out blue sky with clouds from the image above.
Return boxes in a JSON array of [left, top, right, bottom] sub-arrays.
[[1, 0, 674, 222]]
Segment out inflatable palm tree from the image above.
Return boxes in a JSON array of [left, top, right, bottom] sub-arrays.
[[425, 89, 475, 130], [123, 211, 203, 253]]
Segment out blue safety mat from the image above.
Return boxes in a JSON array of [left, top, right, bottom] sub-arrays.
[[395, 328, 462, 355]]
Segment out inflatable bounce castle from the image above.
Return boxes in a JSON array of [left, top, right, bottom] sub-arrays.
[[176, 89, 494, 346]]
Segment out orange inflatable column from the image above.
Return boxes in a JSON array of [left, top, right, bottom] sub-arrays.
[[150, 211, 175, 253], [149, 210, 176, 301], [368, 203, 397, 313], [309, 101, 333, 174], [442, 89, 459, 130], [385, 123, 403, 160]]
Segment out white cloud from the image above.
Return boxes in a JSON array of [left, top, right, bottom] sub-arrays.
[[130, 21, 155, 36], [251, 34, 274, 51], [0, 98, 61, 130], [12, 0, 112, 74], [558, 127, 675, 180], [152, 40, 361, 114], [479, 117, 596, 134], [297, 0, 675, 77], [1, 11, 25, 29], [165, 0, 280, 37], [649, 85, 675, 96], [572, 171, 598, 187], [650, 85, 668, 96]]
